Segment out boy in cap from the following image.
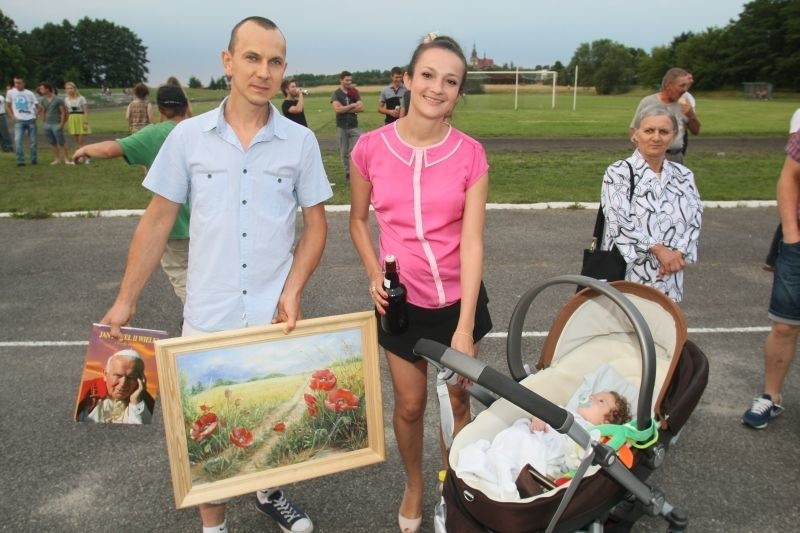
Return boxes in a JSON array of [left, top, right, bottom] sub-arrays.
[[73, 83, 192, 304]]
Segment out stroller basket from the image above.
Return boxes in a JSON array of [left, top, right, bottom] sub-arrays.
[[414, 275, 708, 532]]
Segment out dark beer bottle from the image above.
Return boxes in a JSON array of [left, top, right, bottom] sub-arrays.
[[380, 254, 409, 335]]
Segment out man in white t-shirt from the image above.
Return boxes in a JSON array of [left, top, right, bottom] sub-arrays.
[[629, 68, 700, 164], [5, 76, 39, 166]]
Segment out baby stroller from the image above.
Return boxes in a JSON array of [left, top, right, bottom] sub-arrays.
[[414, 275, 708, 533]]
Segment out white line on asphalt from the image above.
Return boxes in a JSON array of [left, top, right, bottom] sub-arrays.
[[0, 200, 778, 218], [485, 326, 771, 338], [0, 326, 772, 347]]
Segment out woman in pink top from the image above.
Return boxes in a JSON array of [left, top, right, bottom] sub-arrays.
[[350, 35, 491, 533]]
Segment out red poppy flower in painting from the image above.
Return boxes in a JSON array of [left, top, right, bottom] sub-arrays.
[[229, 427, 254, 448], [199, 404, 213, 412], [273, 422, 286, 432], [190, 412, 218, 442], [309, 369, 337, 391], [304, 393, 318, 416], [325, 388, 359, 412]]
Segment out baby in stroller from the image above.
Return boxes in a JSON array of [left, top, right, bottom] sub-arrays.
[[415, 276, 709, 532], [529, 391, 631, 432], [455, 386, 632, 499]]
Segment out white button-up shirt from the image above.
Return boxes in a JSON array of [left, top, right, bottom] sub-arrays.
[[144, 99, 332, 332]]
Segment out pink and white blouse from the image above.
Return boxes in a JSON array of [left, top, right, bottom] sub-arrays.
[[351, 123, 488, 309]]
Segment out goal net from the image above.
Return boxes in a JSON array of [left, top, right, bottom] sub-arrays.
[[465, 69, 557, 110]]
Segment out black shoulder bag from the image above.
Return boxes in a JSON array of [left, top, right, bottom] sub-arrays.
[[579, 160, 635, 283]]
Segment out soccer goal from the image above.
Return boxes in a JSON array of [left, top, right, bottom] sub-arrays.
[[465, 68, 558, 110]]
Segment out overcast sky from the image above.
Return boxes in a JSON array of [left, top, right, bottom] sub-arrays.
[[5, 1, 750, 86]]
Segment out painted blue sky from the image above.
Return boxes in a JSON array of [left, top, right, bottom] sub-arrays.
[[4, 1, 749, 86], [176, 328, 363, 386]]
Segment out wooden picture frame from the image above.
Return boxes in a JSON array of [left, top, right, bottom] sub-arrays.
[[155, 311, 384, 508]]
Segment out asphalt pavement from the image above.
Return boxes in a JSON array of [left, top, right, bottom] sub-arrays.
[[1, 206, 798, 532]]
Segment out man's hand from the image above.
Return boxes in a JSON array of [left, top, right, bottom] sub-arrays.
[[678, 98, 693, 117], [273, 292, 302, 334], [130, 376, 146, 405], [72, 146, 89, 163], [100, 301, 136, 339]]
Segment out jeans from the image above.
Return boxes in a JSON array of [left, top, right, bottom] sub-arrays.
[[14, 118, 37, 164], [336, 126, 361, 177], [43, 123, 66, 146], [769, 241, 800, 325], [0, 114, 12, 151]]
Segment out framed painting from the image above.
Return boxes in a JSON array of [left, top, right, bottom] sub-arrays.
[[155, 311, 384, 508]]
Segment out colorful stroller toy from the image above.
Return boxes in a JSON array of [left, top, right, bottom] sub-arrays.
[[414, 275, 708, 532]]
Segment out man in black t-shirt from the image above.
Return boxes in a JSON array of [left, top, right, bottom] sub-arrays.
[[330, 70, 363, 182], [280, 77, 307, 126]]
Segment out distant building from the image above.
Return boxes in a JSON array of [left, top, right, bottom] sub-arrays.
[[470, 43, 495, 69]]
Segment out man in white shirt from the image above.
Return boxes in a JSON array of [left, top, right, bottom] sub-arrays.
[[5, 76, 39, 166], [629, 68, 700, 164], [101, 16, 331, 533]]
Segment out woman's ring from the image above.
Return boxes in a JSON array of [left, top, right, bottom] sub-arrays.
[[369, 286, 376, 293]]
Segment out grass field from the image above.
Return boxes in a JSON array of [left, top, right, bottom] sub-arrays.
[[2, 88, 795, 215], [83, 86, 798, 139]]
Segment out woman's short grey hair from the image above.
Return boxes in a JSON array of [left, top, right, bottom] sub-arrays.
[[633, 104, 679, 132]]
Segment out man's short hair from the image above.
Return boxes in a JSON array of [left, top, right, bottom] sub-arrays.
[[228, 16, 281, 52], [661, 68, 689, 90], [281, 77, 294, 97], [340, 71, 352, 80], [390, 66, 403, 77]]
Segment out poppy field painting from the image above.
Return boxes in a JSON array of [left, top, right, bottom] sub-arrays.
[[154, 311, 384, 508]]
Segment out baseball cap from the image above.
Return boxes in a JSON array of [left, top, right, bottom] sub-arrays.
[[157, 84, 188, 107]]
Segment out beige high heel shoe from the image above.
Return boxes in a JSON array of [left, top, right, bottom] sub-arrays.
[[398, 512, 422, 533], [398, 483, 422, 533]]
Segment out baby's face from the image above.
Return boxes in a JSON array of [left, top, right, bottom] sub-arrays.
[[576, 392, 616, 425]]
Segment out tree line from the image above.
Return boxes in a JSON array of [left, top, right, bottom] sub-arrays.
[[557, 0, 800, 94], [2, 0, 797, 94], [0, 10, 147, 89]]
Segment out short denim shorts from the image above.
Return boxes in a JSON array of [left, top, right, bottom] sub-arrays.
[[768, 241, 800, 325], [43, 123, 66, 146]]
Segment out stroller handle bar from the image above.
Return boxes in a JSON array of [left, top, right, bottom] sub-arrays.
[[507, 275, 657, 431], [413, 338, 591, 448]]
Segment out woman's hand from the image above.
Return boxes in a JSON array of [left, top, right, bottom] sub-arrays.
[[450, 330, 475, 357], [651, 244, 685, 275], [369, 271, 387, 314], [449, 330, 475, 388]]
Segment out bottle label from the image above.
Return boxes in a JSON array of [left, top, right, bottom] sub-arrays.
[[383, 278, 391, 289]]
